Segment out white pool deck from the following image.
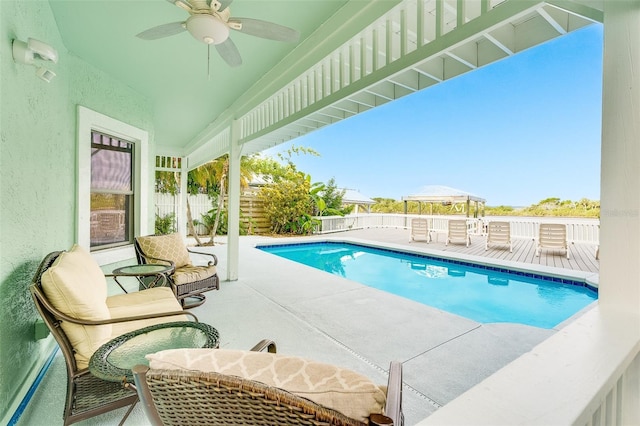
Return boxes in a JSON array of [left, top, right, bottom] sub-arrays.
[[18, 228, 600, 426]]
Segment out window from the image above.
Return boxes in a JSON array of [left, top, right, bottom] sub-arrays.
[[90, 131, 134, 248], [78, 106, 150, 263]]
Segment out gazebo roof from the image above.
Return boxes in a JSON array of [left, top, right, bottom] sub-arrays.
[[342, 189, 376, 205], [402, 185, 486, 204]]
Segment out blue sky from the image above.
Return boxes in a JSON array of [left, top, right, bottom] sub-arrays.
[[263, 24, 603, 207]]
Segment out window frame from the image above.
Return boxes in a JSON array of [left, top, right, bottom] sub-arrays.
[[77, 106, 150, 264]]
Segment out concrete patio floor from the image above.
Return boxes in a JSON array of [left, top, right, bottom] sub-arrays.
[[17, 228, 598, 426]]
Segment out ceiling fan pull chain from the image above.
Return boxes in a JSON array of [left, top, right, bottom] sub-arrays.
[[207, 44, 211, 80]]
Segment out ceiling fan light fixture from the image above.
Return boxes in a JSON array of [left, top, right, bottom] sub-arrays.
[[186, 14, 229, 45]]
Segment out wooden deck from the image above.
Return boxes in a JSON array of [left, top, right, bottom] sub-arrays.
[[330, 228, 600, 274]]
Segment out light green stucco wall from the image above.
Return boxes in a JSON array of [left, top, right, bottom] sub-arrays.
[[0, 1, 154, 420]]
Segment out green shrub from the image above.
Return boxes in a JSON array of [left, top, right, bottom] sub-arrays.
[[155, 212, 176, 235], [259, 171, 313, 234]]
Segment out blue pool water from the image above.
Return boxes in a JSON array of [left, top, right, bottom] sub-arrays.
[[259, 242, 598, 329]]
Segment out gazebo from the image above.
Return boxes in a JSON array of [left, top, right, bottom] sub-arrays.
[[341, 189, 376, 214], [402, 185, 486, 218]]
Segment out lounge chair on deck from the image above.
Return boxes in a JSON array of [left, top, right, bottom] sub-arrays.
[[485, 221, 512, 252], [446, 219, 470, 247], [536, 223, 569, 259], [410, 218, 431, 242], [30, 245, 195, 425], [132, 346, 403, 426]]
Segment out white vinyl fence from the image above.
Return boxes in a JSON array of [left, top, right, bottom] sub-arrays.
[[155, 193, 213, 235]]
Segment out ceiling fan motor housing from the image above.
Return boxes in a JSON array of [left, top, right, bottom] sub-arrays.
[[186, 14, 229, 44]]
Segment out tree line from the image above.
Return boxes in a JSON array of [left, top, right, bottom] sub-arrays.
[[371, 196, 600, 218]]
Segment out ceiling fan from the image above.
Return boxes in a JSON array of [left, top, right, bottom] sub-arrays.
[[136, 0, 300, 68]]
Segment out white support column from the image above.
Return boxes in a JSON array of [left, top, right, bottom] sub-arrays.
[[178, 157, 188, 237], [600, 1, 640, 316], [226, 120, 241, 281]]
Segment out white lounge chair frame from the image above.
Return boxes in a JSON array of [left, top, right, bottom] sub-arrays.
[[446, 219, 470, 247], [536, 223, 569, 259], [410, 218, 431, 242], [485, 221, 512, 252]]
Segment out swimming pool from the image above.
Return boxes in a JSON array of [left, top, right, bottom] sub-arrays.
[[258, 241, 598, 329]]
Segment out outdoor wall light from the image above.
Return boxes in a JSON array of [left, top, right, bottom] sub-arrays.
[[12, 37, 58, 83]]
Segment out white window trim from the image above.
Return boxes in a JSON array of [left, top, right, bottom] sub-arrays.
[[77, 106, 149, 265]]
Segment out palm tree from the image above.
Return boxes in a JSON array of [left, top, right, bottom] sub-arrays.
[[190, 155, 257, 245], [206, 158, 227, 245], [187, 164, 216, 245]]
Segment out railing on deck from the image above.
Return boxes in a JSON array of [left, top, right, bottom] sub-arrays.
[[587, 350, 640, 426], [314, 213, 600, 246]]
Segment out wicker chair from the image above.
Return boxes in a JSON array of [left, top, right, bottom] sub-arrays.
[[135, 233, 219, 308], [132, 348, 403, 426], [30, 249, 198, 425]]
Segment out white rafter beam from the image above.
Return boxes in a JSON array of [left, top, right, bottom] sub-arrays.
[[364, 88, 393, 101], [484, 33, 514, 55], [413, 66, 443, 82], [537, 7, 567, 35], [388, 77, 418, 92], [444, 51, 477, 69]]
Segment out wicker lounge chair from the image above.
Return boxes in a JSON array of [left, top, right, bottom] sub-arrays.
[[132, 346, 403, 426], [135, 233, 219, 308], [410, 218, 431, 242], [485, 221, 512, 252], [536, 223, 569, 259], [446, 219, 470, 247], [30, 246, 197, 425]]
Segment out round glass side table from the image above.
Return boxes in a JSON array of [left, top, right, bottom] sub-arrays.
[[89, 321, 219, 384], [111, 264, 175, 292]]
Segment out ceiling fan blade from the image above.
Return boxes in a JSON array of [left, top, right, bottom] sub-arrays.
[[136, 22, 186, 40], [215, 38, 242, 67], [231, 18, 300, 43], [218, 0, 233, 12], [167, 0, 194, 12]]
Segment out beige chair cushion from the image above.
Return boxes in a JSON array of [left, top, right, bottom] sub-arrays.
[[172, 264, 217, 285], [107, 287, 189, 337], [136, 233, 191, 268], [147, 348, 386, 423], [41, 244, 111, 369]]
